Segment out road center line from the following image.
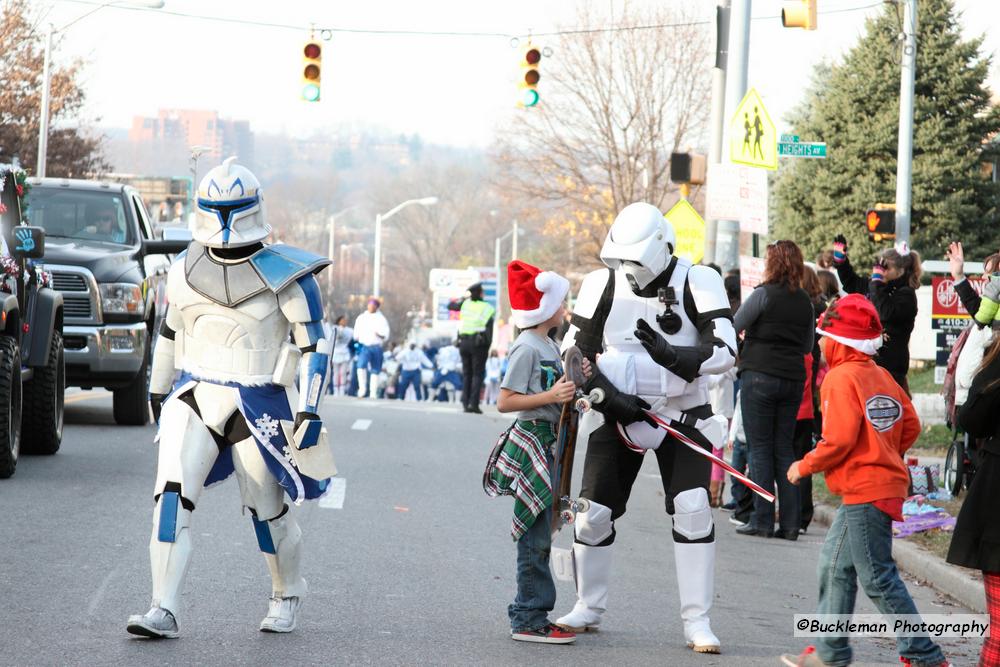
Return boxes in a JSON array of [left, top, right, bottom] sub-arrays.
[[319, 478, 346, 509], [351, 419, 372, 430]]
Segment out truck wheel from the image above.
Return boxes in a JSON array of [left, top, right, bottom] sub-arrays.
[[113, 341, 150, 426], [22, 331, 64, 455], [0, 336, 23, 478]]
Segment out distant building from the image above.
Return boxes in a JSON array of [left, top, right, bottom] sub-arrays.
[[129, 109, 254, 166]]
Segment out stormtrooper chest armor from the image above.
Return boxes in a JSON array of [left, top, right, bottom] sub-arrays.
[[598, 260, 707, 402], [169, 266, 295, 386]]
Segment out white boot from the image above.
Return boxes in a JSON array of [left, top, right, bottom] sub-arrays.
[[555, 544, 612, 632], [369, 374, 380, 399], [674, 541, 720, 654], [256, 512, 307, 632], [356, 369, 368, 398]]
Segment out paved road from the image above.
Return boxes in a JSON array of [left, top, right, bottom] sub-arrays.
[[2, 393, 982, 666]]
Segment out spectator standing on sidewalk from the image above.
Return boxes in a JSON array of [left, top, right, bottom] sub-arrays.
[[831, 236, 920, 394], [783, 294, 949, 667], [485, 350, 503, 405], [947, 318, 1000, 667], [354, 298, 390, 398], [329, 315, 354, 396], [449, 283, 495, 414], [733, 240, 814, 540]]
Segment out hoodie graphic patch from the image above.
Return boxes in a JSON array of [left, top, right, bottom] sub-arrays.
[[865, 395, 902, 432]]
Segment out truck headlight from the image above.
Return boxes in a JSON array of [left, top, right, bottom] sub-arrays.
[[99, 283, 143, 315]]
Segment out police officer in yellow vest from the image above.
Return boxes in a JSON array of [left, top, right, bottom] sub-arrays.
[[448, 282, 495, 413]]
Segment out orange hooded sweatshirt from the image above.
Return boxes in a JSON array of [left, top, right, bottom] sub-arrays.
[[798, 337, 920, 504]]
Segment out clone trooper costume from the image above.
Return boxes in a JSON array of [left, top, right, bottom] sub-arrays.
[[556, 203, 737, 653], [127, 158, 336, 638]]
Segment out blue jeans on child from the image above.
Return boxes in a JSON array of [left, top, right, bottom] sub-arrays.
[[396, 369, 423, 400], [357, 344, 384, 374], [815, 503, 946, 667], [729, 437, 748, 505], [508, 451, 556, 633]]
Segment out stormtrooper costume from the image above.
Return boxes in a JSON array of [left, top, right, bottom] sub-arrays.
[[556, 203, 737, 653], [127, 158, 335, 638]]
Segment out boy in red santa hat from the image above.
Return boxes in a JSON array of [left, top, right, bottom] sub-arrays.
[[781, 294, 949, 667], [484, 259, 588, 644]]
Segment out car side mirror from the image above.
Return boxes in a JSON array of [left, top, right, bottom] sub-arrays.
[[10, 226, 45, 259]]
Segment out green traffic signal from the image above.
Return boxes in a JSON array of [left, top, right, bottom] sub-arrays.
[[522, 89, 539, 107], [302, 83, 320, 102]]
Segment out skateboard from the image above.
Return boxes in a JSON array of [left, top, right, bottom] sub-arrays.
[[549, 345, 603, 536]]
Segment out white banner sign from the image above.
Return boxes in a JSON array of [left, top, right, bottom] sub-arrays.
[[739, 255, 766, 303], [705, 164, 769, 236]]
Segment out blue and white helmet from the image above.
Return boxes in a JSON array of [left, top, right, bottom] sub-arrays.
[[193, 157, 269, 247]]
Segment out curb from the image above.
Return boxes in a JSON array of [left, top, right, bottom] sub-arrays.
[[812, 504, 986, 613]]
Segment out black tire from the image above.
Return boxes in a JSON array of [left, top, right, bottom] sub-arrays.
[[22, 331, 64, 455], [113, 340, 150, 426], [0, 336, 23, 479], [943, 439, 964, 496]]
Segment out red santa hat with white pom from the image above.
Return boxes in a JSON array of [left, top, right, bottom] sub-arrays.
[[507, 260, 570, 329]]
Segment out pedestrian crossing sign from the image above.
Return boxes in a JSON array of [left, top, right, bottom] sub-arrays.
[[729, 88, 777, 170], [665, 199, 705, 264]]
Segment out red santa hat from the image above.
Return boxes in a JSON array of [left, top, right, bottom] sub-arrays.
[[816, 293, 883, 355], [507, 260, 570, 329]]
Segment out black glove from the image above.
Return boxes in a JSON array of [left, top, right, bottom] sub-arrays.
[[149, 393, 167, 423], [634, 318, 678, 369], [584, 372, 656, 428]]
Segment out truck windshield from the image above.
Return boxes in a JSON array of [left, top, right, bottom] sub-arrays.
[[25, 187, 132, 245]]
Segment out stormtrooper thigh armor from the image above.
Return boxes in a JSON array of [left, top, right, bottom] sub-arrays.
[[232, 437, 307, 600]]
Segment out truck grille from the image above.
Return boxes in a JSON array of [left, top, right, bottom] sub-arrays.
[[62, 294, 92, 319], [52, 273, 87, 291]]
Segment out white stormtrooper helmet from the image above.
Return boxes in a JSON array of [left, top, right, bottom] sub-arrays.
[[193, 157, 270, 248], [600, 202, 676, 290]]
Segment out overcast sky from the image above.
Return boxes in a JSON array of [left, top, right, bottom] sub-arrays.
[[43, 0, 1000, 147]]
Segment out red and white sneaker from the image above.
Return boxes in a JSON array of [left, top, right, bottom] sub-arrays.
[[511, 623, 577, 644], [780, 646, 831, 667]]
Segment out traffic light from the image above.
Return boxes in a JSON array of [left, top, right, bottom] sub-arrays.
[[518, 44, 541, 108], [670, 152, 707, 185], [865, 204, 896, 242], [782, 0, 817, 30], [301, 40, 321, 102]]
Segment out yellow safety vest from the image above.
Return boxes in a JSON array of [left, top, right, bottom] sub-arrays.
[[458, 299, 495, 335]]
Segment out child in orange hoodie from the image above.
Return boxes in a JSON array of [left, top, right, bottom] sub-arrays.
[[780, 294, 948, 667]]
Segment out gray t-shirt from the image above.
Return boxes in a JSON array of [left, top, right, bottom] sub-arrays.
[[500, 330, 564, 423]]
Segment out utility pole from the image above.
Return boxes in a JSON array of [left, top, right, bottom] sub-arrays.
[[704, 0, 730, 266], [36, 24, 53, 178], [894, 0, 917, 246], [716, 0, 751, 271]]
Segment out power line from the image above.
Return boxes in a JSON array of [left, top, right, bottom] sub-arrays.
[[53, 0, 886, 40]]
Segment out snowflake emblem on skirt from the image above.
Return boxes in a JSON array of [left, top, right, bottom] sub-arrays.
[[255, 413, 280, 441]]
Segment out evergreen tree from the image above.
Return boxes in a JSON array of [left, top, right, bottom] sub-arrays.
[[772, 0, 1000, 265]]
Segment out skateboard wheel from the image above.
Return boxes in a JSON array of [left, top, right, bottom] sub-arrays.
[[561, 510, 575, 524], [576, 398, 592, 412], [576, 498, 591, 513]]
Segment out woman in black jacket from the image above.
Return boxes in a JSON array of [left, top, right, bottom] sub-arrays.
[[946, 333, 1000, 667], [831, 235, 920, 394]]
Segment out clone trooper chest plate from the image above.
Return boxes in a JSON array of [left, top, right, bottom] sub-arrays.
[[597, 261, 704, 401], [170, 266, 292, 384]]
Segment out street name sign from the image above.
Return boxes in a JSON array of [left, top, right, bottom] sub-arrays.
[[729, 88, 777, 170], [777, 141, 827, 158]]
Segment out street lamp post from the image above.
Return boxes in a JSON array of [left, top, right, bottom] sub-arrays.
[[36, 0, 165, 178], [372, 196, 437, 298], [327, 205, 359, 297], [492, 220, 521, 345]]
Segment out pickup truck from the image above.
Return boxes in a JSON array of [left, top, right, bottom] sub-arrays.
[[0, 167, 65, 478], [24, 177, 185, 425]]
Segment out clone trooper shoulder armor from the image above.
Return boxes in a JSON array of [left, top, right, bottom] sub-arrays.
[[184, 241, 330, 308]]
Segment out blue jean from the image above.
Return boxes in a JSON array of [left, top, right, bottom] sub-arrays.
[[357, 344, 384, 374], [396, 369, 423, 400], [816, 503, 946, 667], [740, 370, 802, 534], [729, 437, 748, 506], [508, 454, 556, 632]]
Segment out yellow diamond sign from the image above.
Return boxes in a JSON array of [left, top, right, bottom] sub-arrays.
[[729, 88, 777, 170], [665, 199, 705, 264]]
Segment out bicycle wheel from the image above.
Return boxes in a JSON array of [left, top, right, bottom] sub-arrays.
[[943, 439, 965, 496]]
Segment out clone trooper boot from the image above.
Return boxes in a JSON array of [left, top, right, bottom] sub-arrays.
[[356, 369, 369, 397], [555, 544, 612, 632], [255, 512, 308, 632], [126, 606, 179, 639], [260, 596, 303, 633], [674, 541, 721, 654]]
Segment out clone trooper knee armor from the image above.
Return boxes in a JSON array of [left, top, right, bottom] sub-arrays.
[[127, 158, 335, 638], [556, 203, 736, 652]]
